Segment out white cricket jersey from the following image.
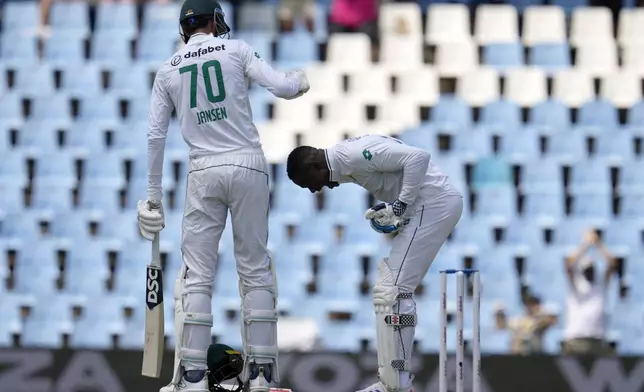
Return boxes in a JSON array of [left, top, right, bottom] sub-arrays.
[[147, 33, 304, 200], [325, 135, 459, 209]]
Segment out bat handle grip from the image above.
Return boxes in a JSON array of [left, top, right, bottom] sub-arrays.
[[151, 234, 161, 265]]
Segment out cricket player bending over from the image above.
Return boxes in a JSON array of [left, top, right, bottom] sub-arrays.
[[136, 1, 310, 391], [286, 134, 462, 392]]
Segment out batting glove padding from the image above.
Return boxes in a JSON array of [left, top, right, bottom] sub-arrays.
[[286, 70, 310, 100], [365, 202, 409, 234], [137, 200, 165, 241]]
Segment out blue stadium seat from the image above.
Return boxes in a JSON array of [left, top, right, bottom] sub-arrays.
[[596, 131, 634, 163], [472, 157, 512, 190], [20, 122, 64, 153], [14, 65, 55, 97], [520, 158, 562, 193], [529, 99, 571, 133], [483, 43, 524, 73], [431, 96, 473, 131], [480, 100, 522, 133], [498, 128, 540, 162], [621, 193, 644, 219], [553, 218, 597, 246], [0, 210, 43, 240], [453, 130, 491, 161], [523, 189, 565, 222], [234, 32, 273, 62], [2, 2, 39, 35], [33, 151, 76, 182], [546, 131, 587, 162], [323, 183, 369, 217], [136, 31, 177, 67], [604, 219, 644, 252], [0, 183, 25, 213], [570, 190, 612, 219], [0, 294, 25, 346], [91, 32, 132, 68], [273, 178, 316, 216], [83, 152, 125, 186], [578, 99, 619, 133], [119, 305, 145, 349], [68, 123, 112, 156], [619, 161, 644, 194], [238, 3, 277, 36], [0, 33, 39, 67], [32, 181, 75, 212], [21, 295, 78, 347], [313, 3, 329, 42], [277, 31, 318, 68], [529, 43, 570, 74], [44, 32, 85, 67], [60, 63, 103, 98], [570, 159, 611, 193], [125, 178, 148, 209], [0, 93, 24, 128], [0, 64, 6, 97], [78, 94, 121, 129], [627, 101, 644, 129], [130, 153, 175, 188], [556, 0, 588, 13], [95, 2, 137, 39], [70, 295, 126, 348], [49, 2, 90, 37], [0, 151, 27, 186], [79, 181, 122, 213], [124, 98, 150, 124], [474, 185, 516, 222], [399, 126, 438, 154], [50, 211, 100, 242], [30, 94, 73, 128], [142, 3, 181, 36], [505, 218, 545, 249], [113, 240, 152, 297], [109, 64, 152, 99], [13, 240, 60, 295], [63, 239, 111, 295]]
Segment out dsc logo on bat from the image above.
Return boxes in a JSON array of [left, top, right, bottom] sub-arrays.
[[146, 267, 163, 310]]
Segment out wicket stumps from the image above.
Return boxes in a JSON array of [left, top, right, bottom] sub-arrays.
[[439, 269, 481, 392]]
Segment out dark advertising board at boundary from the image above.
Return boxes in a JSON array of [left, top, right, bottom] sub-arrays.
[[0, 350, 643, 392]]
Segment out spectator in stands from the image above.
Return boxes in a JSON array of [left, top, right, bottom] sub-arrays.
[[278, 0, 315, 32], [562, 230, 617, 356], [328, 0, 380, 60], [494, 293, 558, 355]]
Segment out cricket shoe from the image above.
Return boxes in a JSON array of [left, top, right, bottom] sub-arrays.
[[160, 369, 209, 392], [355, 381, 413, 392], [246, 363, 272, 392]]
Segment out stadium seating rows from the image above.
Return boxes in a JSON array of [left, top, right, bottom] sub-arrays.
[[2, 1, 644, 353]]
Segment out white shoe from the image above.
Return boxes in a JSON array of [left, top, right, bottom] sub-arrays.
[[159, 370, 208, 392], [247, 364, 271, 392], [355, 381, 414, 392]]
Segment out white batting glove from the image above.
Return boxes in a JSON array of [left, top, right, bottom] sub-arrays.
[[286, 70, 310, 99], [365, 200, 409, 234], [137, 200, 165, 241]]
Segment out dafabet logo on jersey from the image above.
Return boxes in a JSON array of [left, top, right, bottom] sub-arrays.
[[185, 45, 226, 59]]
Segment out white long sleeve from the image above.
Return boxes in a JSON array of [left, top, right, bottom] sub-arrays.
[[241, 41, 303, 99], [367, 140, 431, 206], [147, 69, 174, 201]]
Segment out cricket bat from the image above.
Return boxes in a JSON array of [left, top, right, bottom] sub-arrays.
[[142, 232, 164, 378]]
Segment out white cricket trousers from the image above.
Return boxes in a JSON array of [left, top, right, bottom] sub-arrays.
[[180, 147, 273, 366], [383, 190, 463, 385]]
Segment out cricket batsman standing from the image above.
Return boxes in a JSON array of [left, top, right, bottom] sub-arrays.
[[286, 134, 462, 392], [135, 0, 310, 390]]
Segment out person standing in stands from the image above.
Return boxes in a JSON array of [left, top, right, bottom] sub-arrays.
[[135, 0, 310, 391], [328, 0, 380, 60], [562, 230, 617, 356]]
